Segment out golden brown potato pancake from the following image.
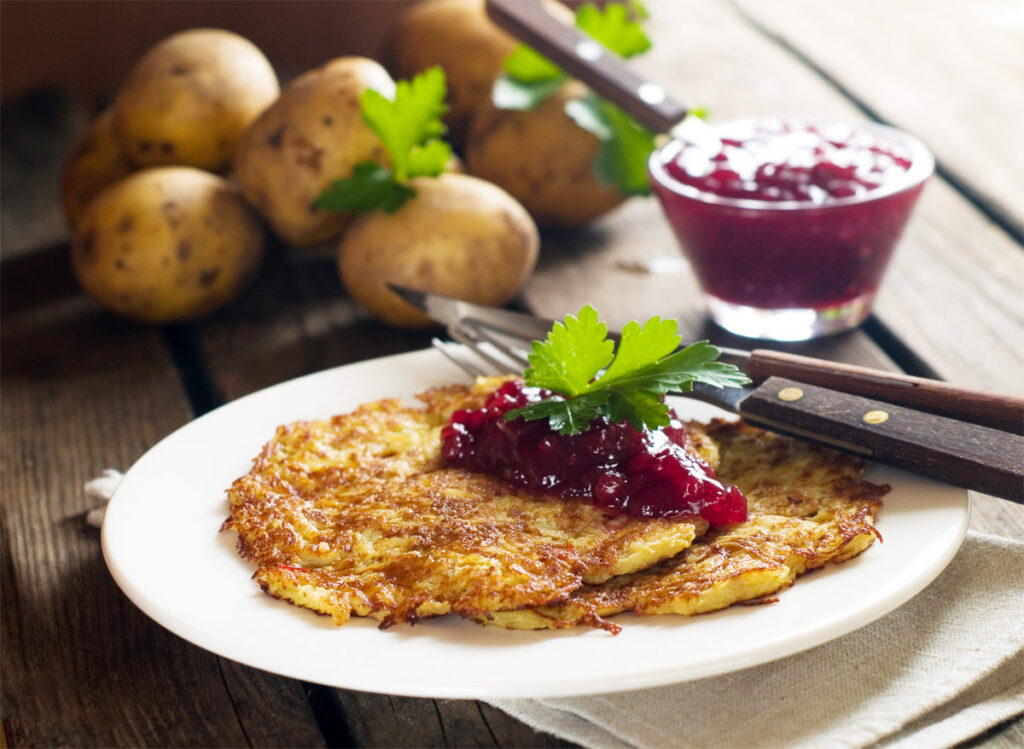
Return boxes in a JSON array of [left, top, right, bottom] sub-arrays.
[[222, 379, 885, 633], [485, 421, 886, 632], [222, 378, 707, 628]]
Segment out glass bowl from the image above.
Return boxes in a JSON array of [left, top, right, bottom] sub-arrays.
[[648, 118, 934, 341]]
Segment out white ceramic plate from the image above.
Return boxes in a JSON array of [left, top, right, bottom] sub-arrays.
[[102, 348, 969, 699]]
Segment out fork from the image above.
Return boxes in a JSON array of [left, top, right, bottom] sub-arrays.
[[430, 318, 1024, 502]]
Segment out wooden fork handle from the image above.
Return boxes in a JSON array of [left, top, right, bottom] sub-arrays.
[[745, 350, 1024, 435], [485, 0, 689, 132]]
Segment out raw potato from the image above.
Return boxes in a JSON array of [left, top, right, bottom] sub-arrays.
[[72, 167, 264, 323], [466, 81, 626, 229], [338, 173, 538, 328], [388, 0, 573, 147], [113, 29, 279, 171], [389, 0, 513, 148], [233, 57, 395, 247], [61, 110, 136, 229]]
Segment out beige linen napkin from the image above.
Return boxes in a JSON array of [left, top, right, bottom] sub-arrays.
[[488, 532, 1024, 749]]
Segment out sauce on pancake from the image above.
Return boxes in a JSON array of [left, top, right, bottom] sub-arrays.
[[442, 378, 747, 523]]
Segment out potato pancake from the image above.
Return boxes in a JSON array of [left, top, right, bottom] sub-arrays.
[[222, 379, 707, 628], [223, 379, 885, 633], [485, 420, 886, 632]]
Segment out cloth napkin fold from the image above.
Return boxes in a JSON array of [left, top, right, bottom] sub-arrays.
[[488, 532, 1024, 749]]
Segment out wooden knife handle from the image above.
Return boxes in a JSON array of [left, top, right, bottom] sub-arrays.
[[739, 377, 1024, 502], [485, 0, 689, 132], [745, 350, 1024, 435]]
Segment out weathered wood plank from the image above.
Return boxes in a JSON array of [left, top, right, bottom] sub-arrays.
[[331, 694, 573, 748], [0, 247, 324, 748], [195, 244, 435, 402], [732, 0, 1024, 232]]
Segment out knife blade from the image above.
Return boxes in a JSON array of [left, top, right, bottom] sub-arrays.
[[389, 284, 1024, 434]]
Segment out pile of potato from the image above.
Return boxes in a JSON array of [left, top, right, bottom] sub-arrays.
[[64, 29, 277, 324], [64, 0, 620, 327], [391, 0, 627, 228]]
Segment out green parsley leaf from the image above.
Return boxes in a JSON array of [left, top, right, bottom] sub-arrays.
[[313, 162, 415, 215], [492, 75, 566, 110], [521, 305, 614, 397], [575, 2, 651, 59], [596, 316, 681, 385], [629, 0, 650, 21], [566, 93, 655, 196], [406, 138, 452, 179], [505, 307, 750, 435], [503, 44, 563, 83], [359, 66, 449, 182], [315, 67, 451, 215], [512, 392, 606, 436], [602, 388, 667, 432]]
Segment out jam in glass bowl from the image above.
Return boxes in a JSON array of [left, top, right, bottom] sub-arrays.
[[649, 118, 934, 341]]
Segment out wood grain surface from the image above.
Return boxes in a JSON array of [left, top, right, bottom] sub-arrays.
[[734, 0, 1024, 234], [2, 0, 1022, 746], [0, 249, 324, 747]]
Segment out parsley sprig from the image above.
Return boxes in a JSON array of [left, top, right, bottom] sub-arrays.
[[505, 306, 750, 435], [315, 67, 452, 215], [492, 2, 656, 196]]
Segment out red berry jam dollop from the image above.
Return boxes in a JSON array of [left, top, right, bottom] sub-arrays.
[[441, 379, 747, 525]]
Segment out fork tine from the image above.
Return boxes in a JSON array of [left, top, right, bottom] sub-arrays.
[[431, 337, 489, 378], [462, 319, 531, 369], [448, 321, 524, 375]]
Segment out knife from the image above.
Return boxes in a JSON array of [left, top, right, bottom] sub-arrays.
[[485, 0, 719, 150], [389, 285, 1024, 502], [390, 285, 1024, 434]]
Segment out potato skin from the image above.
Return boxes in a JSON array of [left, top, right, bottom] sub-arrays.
[[466, 81, 627, 229], [233, 57, 394, 247], [389, 0, 573, 148], [389, 0, 515, 148], [113, 28, 279, 171], [71, 167, 264, 323], [61, 110, 136, 229], [338, 173, 538, 328]]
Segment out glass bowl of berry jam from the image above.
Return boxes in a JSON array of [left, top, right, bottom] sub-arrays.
[[648, 118, 933, 341]]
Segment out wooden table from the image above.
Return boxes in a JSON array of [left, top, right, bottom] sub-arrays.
[[3, 1, 1022, 746]]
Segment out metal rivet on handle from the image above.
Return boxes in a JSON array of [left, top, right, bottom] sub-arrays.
[[637, 82, 666, 105], [864, 410, 890, 424], [575, 39, 602, 61], [778, 387, 804, 402]]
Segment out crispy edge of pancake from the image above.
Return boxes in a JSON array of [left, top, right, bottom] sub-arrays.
[[223, 377, 709, 628], [481, 420, 886, 631]]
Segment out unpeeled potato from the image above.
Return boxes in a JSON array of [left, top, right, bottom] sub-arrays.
[[388, 0, 515, 148], [61, 110, 135, 229], [233, 57, 395, 247], [388, 0, 574, 147], [465, 80, 626, 229], [113, 28, 279, 171], [71, 167, 264, 323], [338, 173, 538, 328]]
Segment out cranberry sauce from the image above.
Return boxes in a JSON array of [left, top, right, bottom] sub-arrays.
[[649, 119, 931, 310], [441, 380, 747, 525]]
